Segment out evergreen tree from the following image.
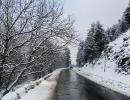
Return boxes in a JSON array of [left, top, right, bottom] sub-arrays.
[[123, 3, 130, 25], [84, 21, 107, 63], [64, 48, 71, 67], [105, 19, 129, 42], [118, 19, 129, 33], [105, 2, 130, 42], [76, 41, 85, 67], [106, 24, 118, 41]]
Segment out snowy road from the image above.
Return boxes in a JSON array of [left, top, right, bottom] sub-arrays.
[[56, 70, 130, 100]]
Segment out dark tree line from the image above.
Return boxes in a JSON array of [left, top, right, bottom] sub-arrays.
[[106, 2, 130, 42], [77, 22, 108, 66], [77, 2, 130, 67], [63, 48, 71, 68]]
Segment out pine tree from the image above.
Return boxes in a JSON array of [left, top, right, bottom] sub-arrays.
[[105, 2, 130, 42], [105, 19, 129, 42], [64, 48, 71, 67], [84, 21, 107, 63], [76, 41, 85, 67], [123, 3, 130, 25]]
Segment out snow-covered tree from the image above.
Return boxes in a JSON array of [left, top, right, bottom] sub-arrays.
[[84, 21, 107, 63], [123, 3, 130, 26], [0, 0, 75, 97], [63, 48, 71, 67], [76, 41, 85, 67], [106, 19, 129, 42], [105, 2, 130, 42]]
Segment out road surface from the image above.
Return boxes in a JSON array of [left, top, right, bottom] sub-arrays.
[[56, 69, 130, 100]]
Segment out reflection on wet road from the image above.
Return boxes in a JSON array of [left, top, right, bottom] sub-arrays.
[[56, 70, 87, 100], [56, 70, 130, 100]]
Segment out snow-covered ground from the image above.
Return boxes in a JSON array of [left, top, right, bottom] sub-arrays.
[[2, 68, 64, 100], [73, 66, 130, 97], [74, 30, 130, 97]]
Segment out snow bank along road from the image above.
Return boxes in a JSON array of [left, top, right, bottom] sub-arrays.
[[1, 69, 64, 100], [2, 69, 130, 100], [56, 69, 130, 100]]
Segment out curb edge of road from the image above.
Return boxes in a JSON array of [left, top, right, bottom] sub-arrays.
[[72, 69, 130, 99]]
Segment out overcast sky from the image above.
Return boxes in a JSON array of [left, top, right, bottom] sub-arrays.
[[62, 0, 130, 64]]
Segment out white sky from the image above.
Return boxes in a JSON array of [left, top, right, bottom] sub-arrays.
[[62, 0, 130, 64]]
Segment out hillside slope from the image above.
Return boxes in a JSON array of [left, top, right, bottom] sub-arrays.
[[106, 30, 130, 73], [74, 30, 130, 97]]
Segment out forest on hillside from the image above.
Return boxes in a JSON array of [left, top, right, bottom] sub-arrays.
[[76, 2, 130, 73]]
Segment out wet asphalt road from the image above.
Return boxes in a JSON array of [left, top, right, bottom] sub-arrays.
[[56, 70, 130, 100], [56, 70, 87, 100]]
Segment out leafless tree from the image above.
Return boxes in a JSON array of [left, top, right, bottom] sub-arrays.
[[0, 0, 76, 97]]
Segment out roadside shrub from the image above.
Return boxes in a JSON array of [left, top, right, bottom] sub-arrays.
[[116, 57, 130, 74]]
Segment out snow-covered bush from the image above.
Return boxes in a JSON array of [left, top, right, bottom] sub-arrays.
[[1, 78, 45, 100], [105, 30, 130, 74], [1, 68, 64, 100]]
